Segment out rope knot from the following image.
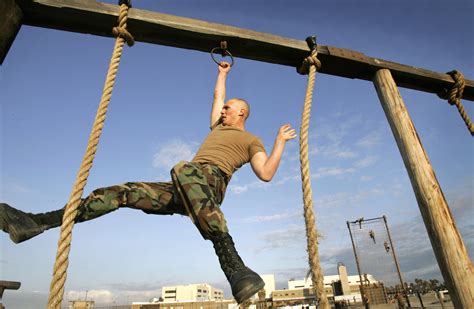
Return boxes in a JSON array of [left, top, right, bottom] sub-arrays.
[[446, 70, 465, 105], [437, 70, 465, 104], [437, 69, 473, 136], [297, 51, 321, 75], [113, 26, 135, 46]]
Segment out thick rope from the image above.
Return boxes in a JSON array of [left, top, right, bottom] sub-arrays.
[[47, 4, 134, 308], [438, 70, 473, 136], [297, 50, 329, 309]]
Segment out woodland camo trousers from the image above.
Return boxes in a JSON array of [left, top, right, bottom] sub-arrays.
[[76, 161, 229, 239]]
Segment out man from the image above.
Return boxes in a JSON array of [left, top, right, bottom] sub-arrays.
[[363, 294, 370, 309], [0, 61, 296, 303]]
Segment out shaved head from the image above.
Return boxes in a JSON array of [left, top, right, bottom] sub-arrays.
[[228, 98, 250, 120]]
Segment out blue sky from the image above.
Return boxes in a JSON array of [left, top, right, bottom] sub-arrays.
[[1, 0, 473, 307]]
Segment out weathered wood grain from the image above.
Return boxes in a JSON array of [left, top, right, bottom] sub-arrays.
[[373, 69, 474, 309]]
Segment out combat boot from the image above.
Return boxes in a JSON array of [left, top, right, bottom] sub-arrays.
[[211, 232, 265, 304], [0, 203, 63, 244]]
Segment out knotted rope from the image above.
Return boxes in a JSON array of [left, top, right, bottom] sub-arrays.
[[438, 70, 473, 136], [297, 48, 329, 309], [47, 3, 134, 308]]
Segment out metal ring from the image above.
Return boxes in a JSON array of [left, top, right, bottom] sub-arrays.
[[210, 47, 235, 67]]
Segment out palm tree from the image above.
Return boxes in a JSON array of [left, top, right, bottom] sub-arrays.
[[429, 279, 440, 291]]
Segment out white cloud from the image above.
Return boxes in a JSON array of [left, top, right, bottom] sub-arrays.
[[356, 131, 382, 148], [313, 167, 356, 179], [237, 155, 377, 193], [308, 146, 320, 156], [312, 142, 358, 159], [447, 182, 474, 219], [67, 290, 115, 304], [0, 183, 34, 199], [314, 189, 384, 208], [152, 139, 198, 171], [243, 211, 300, 223], [255, 225, 307, 252], [255, 224, 326, 254], [228, 180, 271, 195], [355, 155, 378, 168], [227, 148, 377, 196], [229, 184, 248, 194], [67, 288, 161, 305], [335, 150, 357, 158], [275, 175, 299, 185]]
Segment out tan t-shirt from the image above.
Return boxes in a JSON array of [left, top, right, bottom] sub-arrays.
[[192, 123, 266, 176]]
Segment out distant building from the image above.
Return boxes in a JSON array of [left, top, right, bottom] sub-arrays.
[[276, 263, 382, 305], [160, 274, 275, 304], [272, 287, 319, 307], [288, 266, 377, 291], [138, 266, 385, 308], [161, 283, 224, 302]]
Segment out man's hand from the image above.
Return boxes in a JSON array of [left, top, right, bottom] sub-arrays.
[[218, 61, 231, 74], [277, 124, 297, 142]]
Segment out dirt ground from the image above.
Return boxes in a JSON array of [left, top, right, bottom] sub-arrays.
[[343, 292, 453, 308]]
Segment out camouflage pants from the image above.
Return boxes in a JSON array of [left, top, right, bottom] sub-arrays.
[[77, 161, 229, 239]]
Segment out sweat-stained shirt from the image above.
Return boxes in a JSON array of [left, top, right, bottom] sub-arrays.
[[192, 123, 266, 177]]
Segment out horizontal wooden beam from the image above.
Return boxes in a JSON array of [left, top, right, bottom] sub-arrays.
[[7, 0, 474, 101]]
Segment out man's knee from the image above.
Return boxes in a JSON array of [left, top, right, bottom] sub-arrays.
[[195, 208, 229, 239], [89, 185, 125, 204]]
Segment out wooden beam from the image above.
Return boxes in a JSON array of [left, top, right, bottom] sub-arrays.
[[5, 0, 474, 101], [373, 69, 474, 309], [0, 0, 23, 64]]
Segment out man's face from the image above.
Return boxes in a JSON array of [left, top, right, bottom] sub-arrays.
[[221, 100, 244, 126]]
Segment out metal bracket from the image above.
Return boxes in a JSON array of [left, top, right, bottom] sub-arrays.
[[305, 36, 317, 52], [119, 0, 132, 7]]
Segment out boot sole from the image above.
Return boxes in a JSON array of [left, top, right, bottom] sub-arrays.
[[234, 278, 265, 304], [0, 203, 44, 243]]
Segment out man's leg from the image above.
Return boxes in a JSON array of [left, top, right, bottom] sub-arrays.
[[171, 162, 264, 304], [75, 181, 186, 221], [0, 181, 186, 244]]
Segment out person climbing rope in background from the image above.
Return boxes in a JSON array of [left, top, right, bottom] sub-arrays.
[[0, 60, 297, 304]]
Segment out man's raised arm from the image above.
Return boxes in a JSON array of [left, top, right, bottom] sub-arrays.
[[250, 124, 297, 182], [210, 62, 231, 127]]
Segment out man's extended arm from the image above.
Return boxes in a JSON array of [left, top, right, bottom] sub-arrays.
[[250, 124, 297, 182], [210, 62, 231, 126]]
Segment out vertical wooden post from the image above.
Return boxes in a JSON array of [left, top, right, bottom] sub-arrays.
[[373, 69, 474, 309], [0, 0, 23, 64]]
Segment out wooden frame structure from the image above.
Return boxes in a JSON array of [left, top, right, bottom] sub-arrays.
[[1, 1, 473, 308]]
